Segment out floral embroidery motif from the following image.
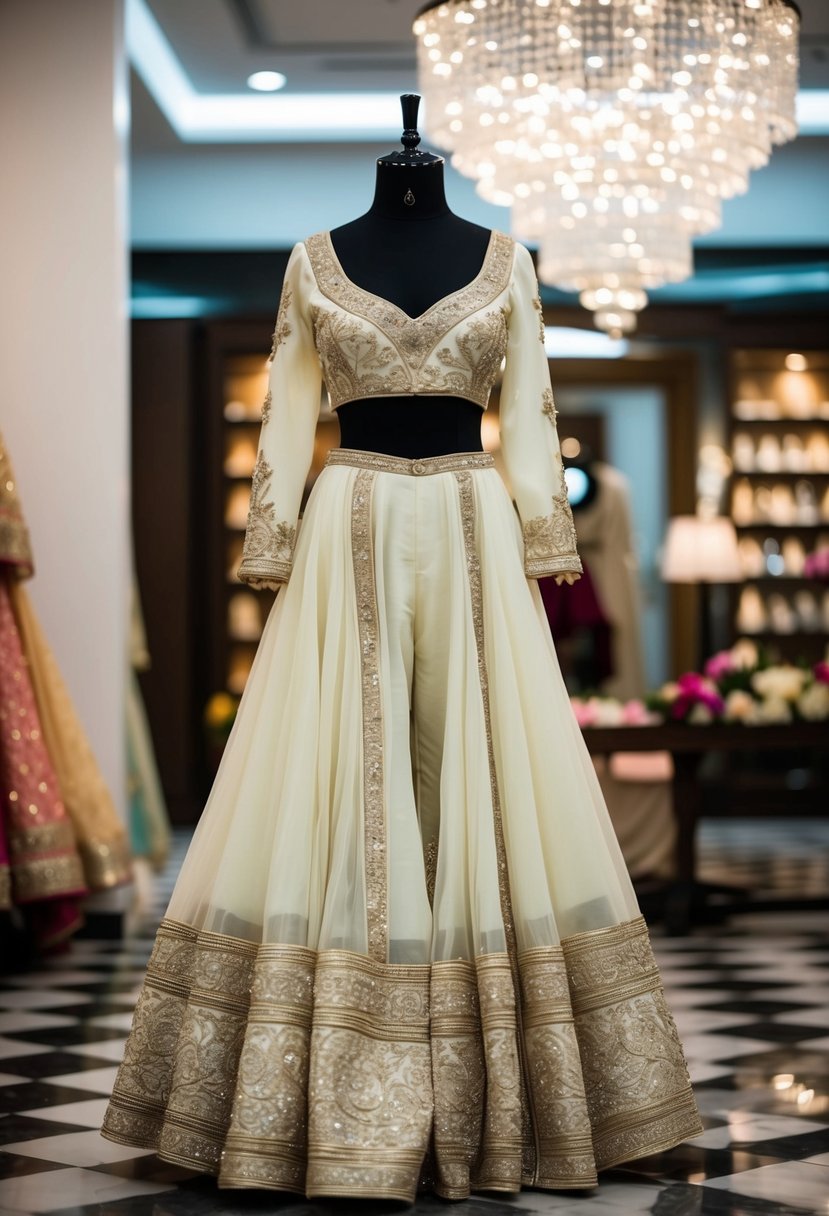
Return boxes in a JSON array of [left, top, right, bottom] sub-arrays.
[[303, 229, 515, 409], [260, 388, 272, 425], [102, 915, 702, 1200], [237, 451, 296, 587], [269, 283, 292, 360], [522, 454, 582, 578], [532, 292, 545, 343], [312, 309, 410, 406], [541, 387, 557, 426], [420, 309, 508, 404]]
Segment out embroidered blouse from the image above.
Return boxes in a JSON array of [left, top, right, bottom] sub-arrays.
[[236, 229, 582, 589]]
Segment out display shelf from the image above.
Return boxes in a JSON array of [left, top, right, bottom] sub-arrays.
[[726, 347, 829, 663], [734, 522, 827, 530], [202, 322, 340, 702], [218, 380, 339, 689], [731, 471, 829, 480]]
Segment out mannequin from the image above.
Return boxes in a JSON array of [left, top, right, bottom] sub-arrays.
[[333, 97, 577, 587], [333, 95, 493, 460]]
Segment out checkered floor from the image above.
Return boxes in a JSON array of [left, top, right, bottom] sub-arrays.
[[1, 830, 828, 1215]]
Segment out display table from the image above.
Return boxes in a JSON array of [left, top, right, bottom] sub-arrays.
[[580, 721, 828, 932]]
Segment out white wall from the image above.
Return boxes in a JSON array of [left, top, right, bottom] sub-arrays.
[[0, 0, 130, 823]]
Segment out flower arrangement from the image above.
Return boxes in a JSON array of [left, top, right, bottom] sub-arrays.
[[570, 696, 662, 729], [643, 639, 829, 725]]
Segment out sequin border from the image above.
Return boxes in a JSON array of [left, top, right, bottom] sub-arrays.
[[350, 468, 387, 962], [327, 448, 494, 476]]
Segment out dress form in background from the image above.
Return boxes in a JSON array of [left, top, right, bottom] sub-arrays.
[[331, 95, 491, 458]]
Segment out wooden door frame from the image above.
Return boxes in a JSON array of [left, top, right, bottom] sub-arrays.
[[543, 349, 699, 678]]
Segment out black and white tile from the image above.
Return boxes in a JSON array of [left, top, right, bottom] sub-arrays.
[[0, 829, 827, 1215]]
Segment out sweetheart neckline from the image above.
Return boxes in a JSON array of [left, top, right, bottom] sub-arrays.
[[320, 227, 499, 324]]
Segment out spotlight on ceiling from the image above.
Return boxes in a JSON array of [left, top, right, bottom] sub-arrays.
[[247, 71, 286, 92]]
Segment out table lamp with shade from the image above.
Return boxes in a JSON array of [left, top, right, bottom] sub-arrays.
[[661, 515, 743, 667]]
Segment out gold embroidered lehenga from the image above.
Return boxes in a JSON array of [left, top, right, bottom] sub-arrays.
[[0, 431, 131, 949], [101, 230, 702, 1200]]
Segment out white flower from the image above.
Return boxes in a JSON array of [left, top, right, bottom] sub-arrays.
[[730, 638, 759, 669], [751, 665, 808, 702], [797, 682, 829, 721], [747, 695, 793, 725], [592, 697, 626, 727], [724, 690, 755, 722], [688, 703, 714, 725], [660, 681, 680, 702]]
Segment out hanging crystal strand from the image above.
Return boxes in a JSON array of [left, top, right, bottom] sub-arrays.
[[413, 0, 800, 336]]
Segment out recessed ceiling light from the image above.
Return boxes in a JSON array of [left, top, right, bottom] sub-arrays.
[[247, 71, 286, 92]]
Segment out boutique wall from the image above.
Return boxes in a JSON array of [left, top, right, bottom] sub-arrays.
[[0, 0, 130, 836]]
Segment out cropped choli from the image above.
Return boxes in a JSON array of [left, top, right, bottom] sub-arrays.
[[236, 228, 582, 588]]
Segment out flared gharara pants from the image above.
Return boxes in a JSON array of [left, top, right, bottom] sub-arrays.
[[101, 447, 702, 1202]]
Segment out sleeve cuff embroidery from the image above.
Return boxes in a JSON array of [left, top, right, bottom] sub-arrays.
[[237, 558, 292, 589], [522, 491, 583, 579], [238, 451, 297, 589]]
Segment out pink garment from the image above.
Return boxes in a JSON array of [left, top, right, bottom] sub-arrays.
[[0, 574, 86, 948], [539, 558, 614, 687]]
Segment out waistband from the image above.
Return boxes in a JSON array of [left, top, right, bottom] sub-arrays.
[[325, 448, 495, 476]]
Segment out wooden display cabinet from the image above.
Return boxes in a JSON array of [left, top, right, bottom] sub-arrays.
[[727, 348, 829, 662], [202, 321, 339, 705]]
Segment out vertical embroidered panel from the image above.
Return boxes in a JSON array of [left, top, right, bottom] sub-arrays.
[[452, 469, 539, 1183], [350, 468, 387, 962]]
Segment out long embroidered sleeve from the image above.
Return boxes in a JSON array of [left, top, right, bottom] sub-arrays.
[[498, 242, 582, 580], [237, 242, 323, 590]]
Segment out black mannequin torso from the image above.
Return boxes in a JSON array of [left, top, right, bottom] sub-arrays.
[[331, 148, 491, 458]]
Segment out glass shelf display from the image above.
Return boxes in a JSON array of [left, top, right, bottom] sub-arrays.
[[212, 349, 337, 696], [727, 350, 829, 659]]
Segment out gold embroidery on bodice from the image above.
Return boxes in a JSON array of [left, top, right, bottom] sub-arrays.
[[303, 229, 515, 410]]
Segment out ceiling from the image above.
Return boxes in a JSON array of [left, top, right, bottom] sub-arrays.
[[130, 0, 829, 315], [144, 0, 829, 100]]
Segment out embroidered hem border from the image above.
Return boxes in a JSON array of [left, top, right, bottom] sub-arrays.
[[78, 835, 133, 890], [101, 915, 702, 1203], [8, 818, 87, 902]]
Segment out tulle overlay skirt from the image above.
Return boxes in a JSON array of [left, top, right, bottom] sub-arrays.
[[101, 448, 702, 1201]]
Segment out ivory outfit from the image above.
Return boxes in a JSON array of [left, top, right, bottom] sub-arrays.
[[102, 230, 701, 1201]]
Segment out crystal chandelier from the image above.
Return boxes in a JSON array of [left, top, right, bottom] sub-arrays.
[[413, 0, 800, 336]]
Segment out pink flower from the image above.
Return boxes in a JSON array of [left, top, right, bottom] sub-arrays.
[[704, 650, 735, 680], [621, 699, 653, 725], [670, 672, 725, 721], [571, 698, 599, 727], [815, 661, 829, 686]]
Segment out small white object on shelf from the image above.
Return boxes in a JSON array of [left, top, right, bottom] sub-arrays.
[[782, 536, 806, 576], [756, 435, 782, 473], [732, 433, 755, 472], [737, 586, 767, 634]]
